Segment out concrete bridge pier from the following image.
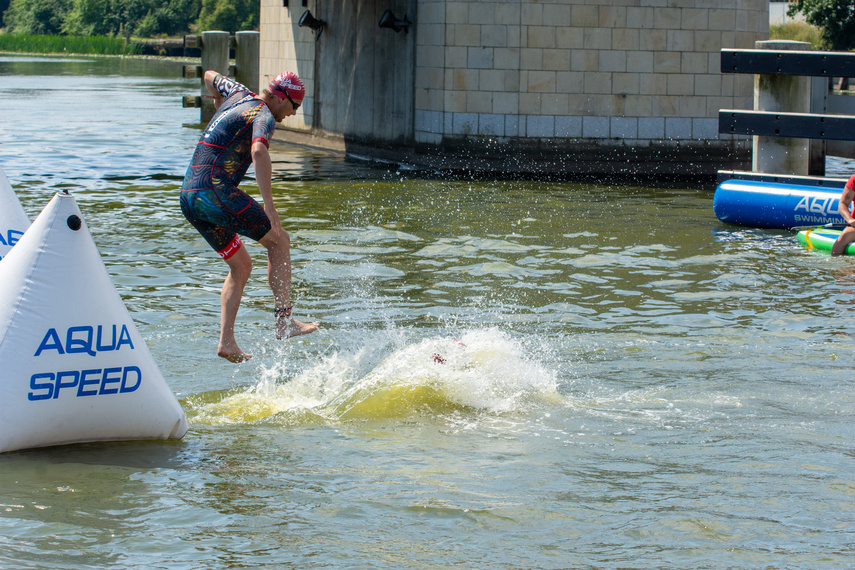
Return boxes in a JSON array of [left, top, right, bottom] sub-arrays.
[[752, 40, 812, 176]]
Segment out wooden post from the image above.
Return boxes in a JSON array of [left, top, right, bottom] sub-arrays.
[[235, 31, 260, 94], [753, 40, 811, 175], [200, 31, 230, 122]]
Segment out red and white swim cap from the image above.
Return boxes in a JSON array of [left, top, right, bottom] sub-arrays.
[[268, 72, 304, 101]]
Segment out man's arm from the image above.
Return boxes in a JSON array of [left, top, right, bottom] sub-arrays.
[[204, 70, 225, 110], [838, 186, 855, 226], [251, 140, 281, 232]]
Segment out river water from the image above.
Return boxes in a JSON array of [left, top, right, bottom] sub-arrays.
[[0, 54, 853, 569]]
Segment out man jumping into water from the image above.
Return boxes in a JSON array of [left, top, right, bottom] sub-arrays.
[[180, 70, 318, 362]]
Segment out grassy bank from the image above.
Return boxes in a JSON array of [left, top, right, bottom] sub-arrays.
[[0, 34, 143, 55]]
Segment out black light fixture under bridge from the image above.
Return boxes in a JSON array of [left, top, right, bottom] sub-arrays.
[[298, 9, 326, 39], [378, 9, 410, 34]]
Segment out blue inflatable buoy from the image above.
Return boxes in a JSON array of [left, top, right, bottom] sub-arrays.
[[713, 179, 847, 229]]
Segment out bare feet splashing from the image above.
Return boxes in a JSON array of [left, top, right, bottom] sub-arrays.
[[276, 317, 320, 340], [217, 342, 252, 363]]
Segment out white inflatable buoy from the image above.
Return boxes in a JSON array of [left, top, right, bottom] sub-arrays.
[[0, 191, 188, 453], [0, 166, 30, 260]]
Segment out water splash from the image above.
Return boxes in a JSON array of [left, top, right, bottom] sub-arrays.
[[184, 328, 561, 425]]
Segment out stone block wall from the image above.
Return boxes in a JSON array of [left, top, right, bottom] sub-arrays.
[[258, 0, 770, 177], [259, 0, 315, 132], [413, 0, 767, 150]]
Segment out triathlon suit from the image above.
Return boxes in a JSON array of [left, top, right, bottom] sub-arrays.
[[180, 75, 276, 260]]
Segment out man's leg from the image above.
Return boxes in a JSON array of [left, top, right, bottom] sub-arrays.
[[218, 245, 253, 362], [832, 226, 855, 256], [259, 228, 319, 338]]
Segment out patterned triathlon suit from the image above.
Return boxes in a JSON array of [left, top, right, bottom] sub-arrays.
[[180, 75, 276, 259]]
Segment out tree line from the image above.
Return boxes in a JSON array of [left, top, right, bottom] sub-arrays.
[[0, 0, 259, 38], [787, 0, 855, 51]]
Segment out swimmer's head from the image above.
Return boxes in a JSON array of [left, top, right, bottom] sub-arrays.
[[267, 72, 304, 106]]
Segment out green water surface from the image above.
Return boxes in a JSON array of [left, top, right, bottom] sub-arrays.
[[0, 54, 853, 569]]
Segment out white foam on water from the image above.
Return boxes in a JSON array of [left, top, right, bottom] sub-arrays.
[[185, 327, 562, 425]]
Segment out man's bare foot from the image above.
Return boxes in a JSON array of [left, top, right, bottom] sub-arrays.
[[276, 317, 320, 340], [217, 342, 252, 363]]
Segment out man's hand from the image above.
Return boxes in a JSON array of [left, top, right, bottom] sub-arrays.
[[264, 203, 282, 234], [251, 140, 280, 232]]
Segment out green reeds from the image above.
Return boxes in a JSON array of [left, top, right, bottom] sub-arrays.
[[0, 34, 143, 56], [769, 21, 824, 50]]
